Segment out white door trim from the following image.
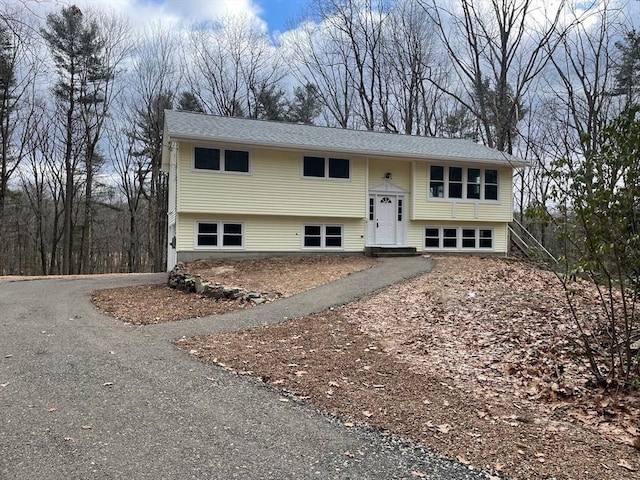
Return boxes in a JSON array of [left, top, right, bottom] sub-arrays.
[[366, 182, 407, 247]]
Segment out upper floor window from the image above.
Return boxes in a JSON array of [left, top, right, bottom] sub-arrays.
[[429, 165, 499, 201], [303, 156, 350, 179], [194, 147, 249, 173]]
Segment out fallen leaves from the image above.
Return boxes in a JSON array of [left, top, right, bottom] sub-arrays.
[[92, 256, 375, 325], [175, 256, 640, 480], [618, 459, 637, 472], [436, 424, 452, 434]]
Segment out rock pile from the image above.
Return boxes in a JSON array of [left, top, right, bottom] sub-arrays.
[[167, 263, 279, 304]]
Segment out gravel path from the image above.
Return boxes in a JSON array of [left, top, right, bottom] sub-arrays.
[[1, 257, 490, 479]]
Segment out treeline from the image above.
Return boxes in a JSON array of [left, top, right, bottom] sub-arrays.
[[0, 0, 638, 275]]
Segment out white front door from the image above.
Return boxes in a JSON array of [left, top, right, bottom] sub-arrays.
[[376, 195, 397, 245]]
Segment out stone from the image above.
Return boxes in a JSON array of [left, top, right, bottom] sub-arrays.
[[195, 279, 210, 294]]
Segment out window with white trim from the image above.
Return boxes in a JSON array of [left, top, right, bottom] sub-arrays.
[[303, 156, 350, 179], [424, 226, 493, 250], [194, 147, 249, 173], [196, 221, 244, 248], [429, 165, 499, 201], [303, 224, 343, 249]]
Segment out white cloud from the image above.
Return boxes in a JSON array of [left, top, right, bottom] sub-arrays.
[[15, 0, 265, 30]]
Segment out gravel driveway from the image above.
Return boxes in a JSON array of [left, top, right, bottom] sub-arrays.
[[0, 259, 489, 479]]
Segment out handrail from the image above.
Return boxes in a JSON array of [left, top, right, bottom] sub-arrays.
[[509, 219, 558, 264]]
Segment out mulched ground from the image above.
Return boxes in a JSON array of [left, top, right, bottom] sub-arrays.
[[91, 256, 376, 325], [176, 256, 640, 480]]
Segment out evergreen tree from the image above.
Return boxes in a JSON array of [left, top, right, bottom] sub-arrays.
[[177, 91, 204, 113], [41, 5, 110, 274], [254, 83, 287, 121], [615, 30, 640, 104], [287, 83, 323, 124], [0, 23, 16, 222]]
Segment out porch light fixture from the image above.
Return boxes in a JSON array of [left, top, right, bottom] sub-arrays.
[[384, 172, 392, 179]]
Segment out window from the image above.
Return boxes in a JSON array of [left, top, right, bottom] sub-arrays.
[[194, 147, 249, 173], [325, 226, 343, 247], [449, 167, 463, 198], [329, 158, 349, 178], [467, 168, 481, 199], [429, 166, 444, 198], [397, 198, 403, 221], [197, 222, 218, 246], [225, 150, 249, 173], [462, 228, 476, 248], [428, 165, 499, 201], [485, 169, 498, 200], [443, 228, 457, 248], [369, 198, 374, 220], [194, 147, 220, 171], [425, 227, 494, 250], [479, 229, 493, 248], [303, 224, 343, 249], [222, 223, 243, 246], [196, 221, 243, 248], [303, 156, 325, 177], [303, 156, 350, 179], [425, 228, 439, 248]]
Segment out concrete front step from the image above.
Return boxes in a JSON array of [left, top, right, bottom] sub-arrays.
[[364, 246, 421, 257]]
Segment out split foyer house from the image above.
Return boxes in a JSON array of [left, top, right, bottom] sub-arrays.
[[161, 110, 527, 270]]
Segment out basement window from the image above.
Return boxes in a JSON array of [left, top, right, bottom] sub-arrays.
[[196, 221, 244, 249], [424, 226, 494, 251], [303, 224, 343, 249]]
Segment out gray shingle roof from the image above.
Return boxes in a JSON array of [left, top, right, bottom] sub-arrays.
[[164, 110, 527, 167]]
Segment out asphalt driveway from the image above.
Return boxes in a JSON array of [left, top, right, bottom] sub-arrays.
[[0, 258, 489, 479]]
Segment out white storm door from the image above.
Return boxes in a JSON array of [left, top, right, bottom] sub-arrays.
[[376, 195, 396, 245]]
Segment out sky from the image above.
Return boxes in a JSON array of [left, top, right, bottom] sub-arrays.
[[23, 0, 309, 36]]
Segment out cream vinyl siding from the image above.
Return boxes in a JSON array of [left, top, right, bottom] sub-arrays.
[[413, 165, 513, 222], [368, 157, 412, 191], [176, 143, 366, 218], [406, 221, 508, 253], [176, 213, 365, 252]]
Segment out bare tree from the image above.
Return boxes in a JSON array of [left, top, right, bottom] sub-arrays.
[[78, 8, 132, 274], [186, 14, 284, 118], [383, 0, 447, 135], [422, 0, 571, 154], [0, 9, 39, 271], [41, 5, 114, 274], [126, 23, 181, 272], [546, 1, 626, 161], [285, 0, 389, 130]]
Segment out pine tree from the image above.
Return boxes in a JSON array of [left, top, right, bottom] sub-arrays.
[[0, 23, 16, 223], [287, 83, 323, 124], [615, 30, 640, 105], [177, 91, 204, 113], [41, 5, 110, 274]]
